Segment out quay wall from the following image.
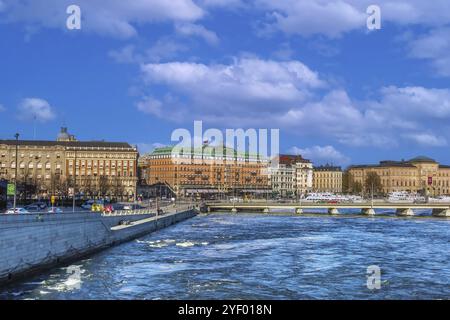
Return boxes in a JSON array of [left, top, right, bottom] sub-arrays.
[[0, 209, 197, 286]]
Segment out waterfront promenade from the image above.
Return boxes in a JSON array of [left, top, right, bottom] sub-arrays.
[[0, 205, 197, 286]]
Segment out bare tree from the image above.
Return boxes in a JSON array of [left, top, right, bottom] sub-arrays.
[[98, 175, 109, 198]]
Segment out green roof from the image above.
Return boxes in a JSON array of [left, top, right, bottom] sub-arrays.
[[147, 145, 267, 160]]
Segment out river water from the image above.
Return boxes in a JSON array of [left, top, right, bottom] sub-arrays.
[[1, 213, 449, 299]]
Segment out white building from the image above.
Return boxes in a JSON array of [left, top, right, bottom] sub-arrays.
[[268, 155, 313, 197]]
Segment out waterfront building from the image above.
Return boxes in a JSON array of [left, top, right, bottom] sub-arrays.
[[313, 165, 343, 193], [348, 156, 450, 196], [296, 160, 314, 195], [268, 154, 313, 197], [0, 128, 138, 200], [138, 144, 269, 198]]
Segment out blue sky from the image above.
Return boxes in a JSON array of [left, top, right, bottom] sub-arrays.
[[1, 0, 450, 167]]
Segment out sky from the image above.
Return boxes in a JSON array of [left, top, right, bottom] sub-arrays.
[[0, 0, 450, 167]]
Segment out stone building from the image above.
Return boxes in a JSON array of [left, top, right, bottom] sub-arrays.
[[0, 128, 138, 200], [139, 145, 269, 198], [348, 156, 450, 196], [313, 165, 343, 193], [268, 154, 313, 197]]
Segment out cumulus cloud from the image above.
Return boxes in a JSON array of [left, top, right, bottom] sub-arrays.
[[109, 40, 188, 65], [0, 0, 204, 38], [255, 0, 450, 38], [136, 97, 163, 117], [136, 55, 450, 149], [403, 133, 447, 147], [409, 27, 450, 77], [175, 23, 219, 45], [17, 98, 56, 122], [289, 145, 350, 166]]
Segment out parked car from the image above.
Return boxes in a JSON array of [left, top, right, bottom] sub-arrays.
[[32, 202, 48, 210], [24, 205, 42, 212], [103, 204, 114, 214], [6, 208, 29, 214], [48, 207, 63, 214], [91, 202, 104, 212], [81, 200, 95, 210]]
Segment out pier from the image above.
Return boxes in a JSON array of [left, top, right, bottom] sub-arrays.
[[206, 202, 450, 217]]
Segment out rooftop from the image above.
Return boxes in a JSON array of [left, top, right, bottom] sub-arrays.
[[0, 139, 135, 150], [147, 145, 267, 160]]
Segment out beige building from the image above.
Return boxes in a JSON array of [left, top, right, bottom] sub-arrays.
[[0, 128, 138, 200], [313, 165, 343, 193], [348, 156, 450, 196]]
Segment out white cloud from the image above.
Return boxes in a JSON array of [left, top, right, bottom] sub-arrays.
[[0, 104, 5, 112], [0, 0, 204, 38], [409, 27, 450, 77], [137, 55, 450, 149], [255, 0, 450, 38], [403, 133, 447, 147], [175, 23, 219, 45], [289, 145, 350, 166], [140, 57, 325, 108], [17, 98, 56, 122], [136, 97, 163, 117], [109, 40, 188, 65]]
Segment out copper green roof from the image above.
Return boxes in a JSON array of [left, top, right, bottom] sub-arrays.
[[148, 145, 266, 159]]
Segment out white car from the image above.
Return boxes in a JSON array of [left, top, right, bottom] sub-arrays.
[[6, 208, 29, 214]]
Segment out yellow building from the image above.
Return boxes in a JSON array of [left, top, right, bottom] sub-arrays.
[[0, 128, 138, 200], [348, 156, 450, 196], [313, 165, 343, 193]]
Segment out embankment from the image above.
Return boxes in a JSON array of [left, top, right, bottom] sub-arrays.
[[0, 209, 197, 286]]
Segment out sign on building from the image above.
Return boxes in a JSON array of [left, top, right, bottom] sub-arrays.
[[428, 176, 433, 186]]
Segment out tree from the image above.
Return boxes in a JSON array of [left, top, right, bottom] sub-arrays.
[[342, 171, 353, 193], [364, 171, 382, 196], [98, 175, 109, 198], [353, 181, 363, 194], [114, 177, 125, 201]]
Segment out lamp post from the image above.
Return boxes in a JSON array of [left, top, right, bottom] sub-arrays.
[[13, 133, 19, 213], [72, 149, 77, 212]]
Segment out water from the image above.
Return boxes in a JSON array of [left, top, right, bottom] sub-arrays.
[[1, 213, 449, 299]]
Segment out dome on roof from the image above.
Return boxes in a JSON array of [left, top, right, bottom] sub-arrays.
[[57, 127, 77, 142], [409, 156, 436, 163]]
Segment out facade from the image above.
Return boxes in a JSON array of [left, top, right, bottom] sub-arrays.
[[139, 145, 269, 198], [348, 156, 450, 196], [0, 128, 138, 200], [268, 155, 313, 197], [296, 161, 314, 195], [313, 165, 343, 193]]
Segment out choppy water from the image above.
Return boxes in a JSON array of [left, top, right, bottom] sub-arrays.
[[1, 213, 449, 300]]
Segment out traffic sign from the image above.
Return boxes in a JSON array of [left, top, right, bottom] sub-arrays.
[[7, 184, 15, 196]]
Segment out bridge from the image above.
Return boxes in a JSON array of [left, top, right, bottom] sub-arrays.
[[205, 202, 450, 217]]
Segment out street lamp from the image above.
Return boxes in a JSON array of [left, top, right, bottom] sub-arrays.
[[13, 133, 19, 212], [72, 149, 77, 212]]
